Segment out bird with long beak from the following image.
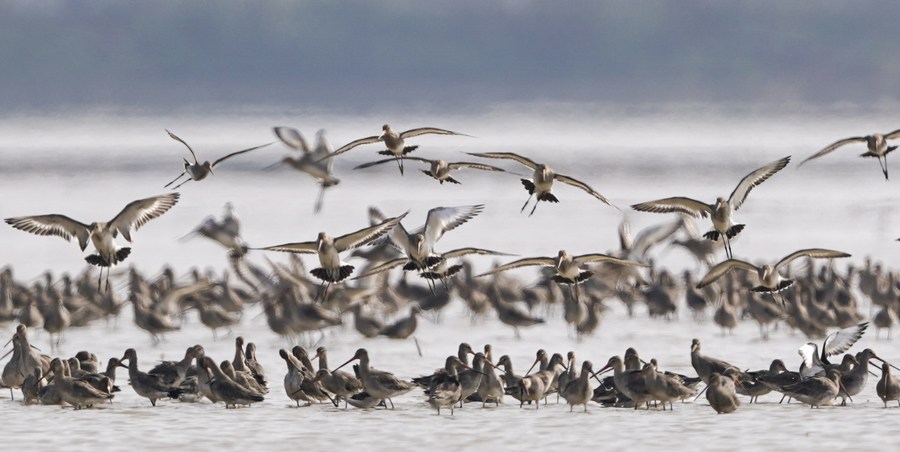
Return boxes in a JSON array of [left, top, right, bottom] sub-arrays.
[[163, 129, 273, 190], [320, 124, 471, 175], [256, 211, 408, 301], [800, 128, 900, 180], [334, 348, 413, 409]]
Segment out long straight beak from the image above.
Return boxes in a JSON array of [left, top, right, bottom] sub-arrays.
[[525, 359, 539, 376], [334, 357, 355, 372], [872, 355, 900, 373], [590, 366, 612, 381], [0, 348, 12, 361]]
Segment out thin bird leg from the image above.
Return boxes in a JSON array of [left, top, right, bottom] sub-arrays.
[[395, 157, 404, 176], [164, 172, 186, 188], [529, 200, 539, 217], [879, 156, 889, 180], [314, 186, 326, 214], [520, 195, 533, 213], [172, 178, 193, 190]]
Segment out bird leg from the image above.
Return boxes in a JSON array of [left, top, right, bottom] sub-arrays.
[[164, 172, 186, 188], [520, 195, 533, 213], [529, 201, 539, 217], [314, 186, 326, 214], [172, 178, 193, 190]]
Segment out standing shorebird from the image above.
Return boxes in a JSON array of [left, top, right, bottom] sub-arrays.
[[876, 362, 900, 408], [321, 124, 470, 175], [334, 348, 413, 409], [269, 128, 341, 213], [631, 156, 790, 258], [466, 152, 617, 215], [798, 322, 869, 379], [256, 211, 408, 300], [4, 193, 180, 290], [695, 248, 851, 305], [354, 157, 505, 184], [163, 129, 272, 189], [477, 250, 646, 303], [799, 128, 900, 180]]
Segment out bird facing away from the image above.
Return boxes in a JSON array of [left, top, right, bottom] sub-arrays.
[[466, 152, 617, 216], [320, 124, 470, 175], [4, 193, 180, 290], [354, 156, 506, 184], [163, 129, 273, 190], [269, 128, 340, 213], [631, 156, 791, 259], [477, 250, 647, 303], [256, 211, 408, 300], [695, 248, 851, 304], [799, 128, 900, 180]]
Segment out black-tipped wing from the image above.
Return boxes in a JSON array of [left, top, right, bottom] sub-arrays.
[[696, 259, 759, 288], [4, 214, 91, 251], [399, 127, 469, 139], [775, 248, 850, 271], [212, 142, 273, 168], [354, 156, 430, 170], [273, 127, 311, 153], [822, 322, 868, 357], [631, 197, 713, 218], [573, 254, 647, 267], [109, 193, 180, 242], [465, 152, 539, 170], [476, 256, 556, 277], [728, 156, 790, 210], [554, 174, 617, 208], [334, 212, 409, 252], [799, 137, 866, 167], [166, 129, 199, 163]]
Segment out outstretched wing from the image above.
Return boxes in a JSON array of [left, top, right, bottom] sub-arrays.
[[273, 127, 311, 153], [631, 197, 713, 218], [696, 259, 759, 288], [446, 161, 506, 172], [554, 173, 617, 209], [775, 248, 850, 271], [109, 193, 180, 242], [258, 240, 317, 254], [822, 322, 868, 357], [475, 256, 556, 277], [399, 127, 470, 139], [212, 142, 273, 168], [326, 134, 381, 158], [441, 247, 515, 259], [465, 152, 539, 170], [798, 137, 866, 167], [573, 254, 648, 267], [423, 204, 484, 248], [166, 129, 199, 163], [4, 214, 91, 250], [728, 156, 791, 210], [351, 258, 408, 279], [334, 212, 409, 252], [354, 156, 430, 170], [883, 128, 900, 140]]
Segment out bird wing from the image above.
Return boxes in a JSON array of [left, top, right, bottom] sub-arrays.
[[166, 129, 199, 163], [798, 137, 867, 167], [696, 259, 759, 288], [354, 156, 430, 170], [797, 342, 818, 370], [631, 218, 685, 258], [446, 161, 506, 172], [728, 156, 791, 210], [883, 128, 900, 140], [4, 214, 91, 250], [441, 247, 515, 259], [351, 258, 408, 279], [554, 174, 617, 208], [368, 206, 387, 225], [631, 197, 713, 218], [475, 257, 556, 276], [617, 217, 633, 251], [422, 205, 484, 248], [334, 212, 409, 252], [212, 142, 273, 168], [108, 193, 180, 242], [273, 127, 311, 153], [822, 322, 868, 357], [327, 134, 381, 157], [399, 127, 469, 139], [259, 240, 317, 254], [775, 248, 851, 270], [465, 152, 538, 170], [573, 254, 648, 267]]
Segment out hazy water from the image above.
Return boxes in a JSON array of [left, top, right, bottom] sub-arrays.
[[0, 109, 898, 450]]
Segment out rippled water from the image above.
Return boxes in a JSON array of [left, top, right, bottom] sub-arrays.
[[1, 110, 898, 450]]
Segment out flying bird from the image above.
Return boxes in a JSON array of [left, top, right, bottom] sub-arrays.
[[268, 128, 341, 214], [799, 128, 900, 180], [163, 129, 272, 190], [321, 124, 470, 175], [631, 156, 790, 259], [5, 193, 180, 290], [354, 157, 505, 184], [466, 152, 617, 216]]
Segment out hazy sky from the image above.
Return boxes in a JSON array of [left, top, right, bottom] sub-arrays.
[[2, 1, 899, 113]]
